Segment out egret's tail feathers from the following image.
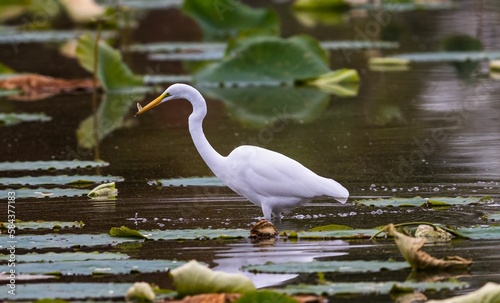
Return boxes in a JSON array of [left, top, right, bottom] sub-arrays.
[[330, 182, 349, 204]]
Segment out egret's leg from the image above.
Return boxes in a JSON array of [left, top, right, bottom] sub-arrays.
[[262, 205, 272, 220]]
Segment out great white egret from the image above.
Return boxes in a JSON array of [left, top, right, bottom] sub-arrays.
[[136, 83, 349, 219]]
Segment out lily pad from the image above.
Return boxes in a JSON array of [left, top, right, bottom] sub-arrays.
[[171, 260, 256, 296], [0, 283, 133, 300], [456, 225, 500, 240], [0, 160, 109, 171], [0, 30, 114, 44], [110, 226, 147, 239], [140, 228, 248, 240], [277, 281, 468, 296], [0, 221, 84, 231], [76, 34, 143, 91], [0, 175, 123, 186], [0, 188, 89, 199], [181, 0, 279, 40], [427, 282, 500, 303], [194, 35, 330, 85], [13, 259, 184, 276], [0, 252, 129, 263], [293, 0, 350, 10], [149, 176, 225, 187], [0, 113, 51, 126], [354, 196, 491, 207], [1, 233, 141, 249], [243, 260, 409, 274], [373, 51, 500, 64], [483, 212, 500, 222]]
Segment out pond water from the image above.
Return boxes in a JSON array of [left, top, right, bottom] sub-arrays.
[[1, 0, 500, 301]]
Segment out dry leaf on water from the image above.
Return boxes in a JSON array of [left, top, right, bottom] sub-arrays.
[[168, 293, 242, 303], [427, 282, 500, 303], [0, 74, 95, 101], [386, 224, 472, 271], [249, 219, 278, 238]]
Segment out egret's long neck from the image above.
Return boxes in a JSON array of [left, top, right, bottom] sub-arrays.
[[187, 91, 225, 176]]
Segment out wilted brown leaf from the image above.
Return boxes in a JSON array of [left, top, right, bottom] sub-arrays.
[[250, 219, 278, 239], [386, 224, 472, 271], [167, 293, 241, 303], [427, 282, 500, 303], [0, 74, 96, 101]]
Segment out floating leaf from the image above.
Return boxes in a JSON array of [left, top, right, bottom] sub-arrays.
[[308, 224, 354, 232], [0, 29, 115, 45], [170, 260, 256, 296], [250, 220, 278, 238], [0, 220, 84, 231], [482, 212, 500, 222], [195, 35, 330, 85], [427, 282, 500, 303], [76, 34, 143, 91], [0, 188, 88, 199], [374, 51, 500, 63], [235, 290, 299, 303], [110, 226, 148, 239], [354, 196, 491, 207], [181, 0, 279, 40], [0, 175, 123, 186], [0, 74, 94, 101], [0, 113, 51, 126], [13, 259, 182, 276], [0, 160, 109, 171], [150, 176, 225, 187], [140, 228, 248, 240], [456, 225, 500, 240], [277, 281, 468, 296], [369, 57, 411, 66], [490, 60, 500, 72], [293, 0, 349, 10], [2, 233, 140, 249], [1, 283, 133, 300], [386, 224, 472, 271], [0, 252, 129, 263], [304, 69, 359, 96], [243, 260, 408, 274], [88, 182, 118, 199]]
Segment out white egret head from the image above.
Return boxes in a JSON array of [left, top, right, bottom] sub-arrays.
[[135, 83, 192, 116]]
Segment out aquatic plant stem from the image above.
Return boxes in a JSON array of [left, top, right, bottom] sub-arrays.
[[92, 22, 102, 162]]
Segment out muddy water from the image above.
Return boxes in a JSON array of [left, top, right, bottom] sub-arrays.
[[1, 0, 500, 301]]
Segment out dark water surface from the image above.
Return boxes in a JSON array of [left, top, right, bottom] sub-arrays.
[[1, 0, 500, 301]]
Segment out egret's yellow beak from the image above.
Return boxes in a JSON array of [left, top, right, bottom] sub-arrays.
[[135, 92, 170, 116]]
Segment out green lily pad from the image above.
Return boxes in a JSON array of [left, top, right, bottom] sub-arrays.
[[0, 188, 88, 199], [110, 226, 147, 239], [0, 113, 51, 126], [194, 35, 330, 85], [456, 225, 500, 240], [243, 260, 409, 274], [296, 229, 380, 239], [0, 221, 84, 231], [76, 34, 143, 91], [308, 224, 354, 232], [235, 290, 299, 303], [2, 233, 141, 249], [354, 196, 491, 207], [14, 259, 184, 276], [0, 175, 123, 186], [0, 30, 114, 44], [483, 212, 500, 222], [293, 0, 350, 10], [277, 281, 468, 296], [374, 51, 500, 64], [0, 160, 109, 171], [0, 283, 133, 300], [0, 252, 129, 263], [149, 176, 225, 187], [77, 92, 145, 149], [171, 260, 256, 296], [181, 0, 279, 40], [140, 228, 248, 240]]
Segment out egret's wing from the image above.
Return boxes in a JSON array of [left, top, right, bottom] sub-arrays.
[[225, 146, 348, 202]]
